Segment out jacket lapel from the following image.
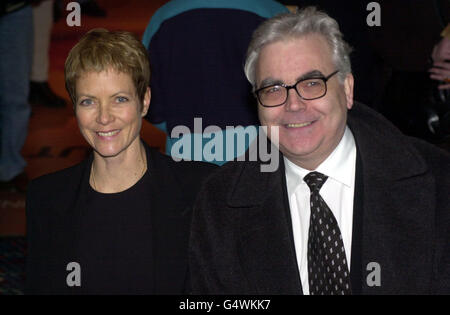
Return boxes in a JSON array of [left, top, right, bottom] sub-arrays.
[[349, 151, 364, 294], [146, 145, 193, 294], [348, 104, 435, 294], [59, 152, 93, 294], [229, 156, 303, 294]]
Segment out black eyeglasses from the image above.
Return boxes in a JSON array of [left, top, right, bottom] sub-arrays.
[[255, 70, 339, 107]]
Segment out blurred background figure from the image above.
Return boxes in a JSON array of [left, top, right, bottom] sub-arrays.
[[428, 23, 450, 139], [142, 0, 289, 164], [371, 0, 450, 143], [431, 25, 450, 90], [29, 0, 66, 108], [0, 1, 33, 192]]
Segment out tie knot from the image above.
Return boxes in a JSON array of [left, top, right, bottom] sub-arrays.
[[304, 171, 328, 192]]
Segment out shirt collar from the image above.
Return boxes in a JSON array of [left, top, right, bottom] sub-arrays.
[[284, 126, 356, 191]]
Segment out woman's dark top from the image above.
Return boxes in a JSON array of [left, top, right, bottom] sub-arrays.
[[77, 171, 153, 294], [25, 142, 216, 295]]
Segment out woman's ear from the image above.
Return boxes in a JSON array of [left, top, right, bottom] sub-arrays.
[[141, 86, 151, 117]]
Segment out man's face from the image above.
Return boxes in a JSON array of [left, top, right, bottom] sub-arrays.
[[256, 35, 354, 170]]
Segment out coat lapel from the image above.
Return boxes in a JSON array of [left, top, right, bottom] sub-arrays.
[[349, 151, 364, 294], [348, 104, 435, 294], [58, 152, 93, 294], [146, 145, 193, 294], [229, 156, 303, 294]]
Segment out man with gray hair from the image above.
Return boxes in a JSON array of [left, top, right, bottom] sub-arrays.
[[189, 7, 450, 295]]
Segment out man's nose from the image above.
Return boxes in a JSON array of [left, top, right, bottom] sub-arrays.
[[284, 87, 307, 112]]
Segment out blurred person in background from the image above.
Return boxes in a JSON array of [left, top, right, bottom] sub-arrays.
[[429, 24, 450, 89], [427, 23, 450, 142], [142, 0, 288, 164], [0, 1, 33, 192], [29, 0, 66, 108]]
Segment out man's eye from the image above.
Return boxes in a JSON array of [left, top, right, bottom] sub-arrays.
[[304, 79, 321, 87], [116, 96, 129, 103], [265, 85, 282, 94]]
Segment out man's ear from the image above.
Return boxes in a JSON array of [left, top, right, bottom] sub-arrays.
[[141, 86, 151, 117], [344, 73, 354, 110]]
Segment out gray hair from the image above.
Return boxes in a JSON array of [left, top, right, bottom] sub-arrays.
[[244, 6, 352, 89]]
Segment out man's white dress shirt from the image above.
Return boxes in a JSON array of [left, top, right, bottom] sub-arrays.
[[284, 126, 357, 295]]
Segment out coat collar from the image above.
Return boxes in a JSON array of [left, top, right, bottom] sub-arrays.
[[347, 102, 428, 181]]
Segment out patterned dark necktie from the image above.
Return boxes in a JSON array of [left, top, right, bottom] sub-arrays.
[[304, 171, 352, 295]]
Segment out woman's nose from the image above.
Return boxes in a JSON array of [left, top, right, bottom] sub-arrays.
[[96, 104, 114, 125]]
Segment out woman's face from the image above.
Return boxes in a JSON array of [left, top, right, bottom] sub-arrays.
[[75, 68, 150, 159]]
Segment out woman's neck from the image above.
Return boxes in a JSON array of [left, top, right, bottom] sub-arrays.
[[90, 139, 147, 193]]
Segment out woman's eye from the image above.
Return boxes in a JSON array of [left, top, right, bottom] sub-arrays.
[[79, 99, 93, 106]]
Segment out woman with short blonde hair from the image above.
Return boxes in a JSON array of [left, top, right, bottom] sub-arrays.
[[26, 29, 216, 294]]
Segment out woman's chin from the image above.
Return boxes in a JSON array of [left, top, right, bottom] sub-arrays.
[[89, 136, 141, 159], [93, 147, 122, 159]]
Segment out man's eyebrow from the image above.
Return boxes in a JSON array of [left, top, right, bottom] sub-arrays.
[[297, 70, 324, 81], [258, 70, 326, 89]]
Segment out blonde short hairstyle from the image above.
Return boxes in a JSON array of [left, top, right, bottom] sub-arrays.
[[64, 28, 150, 108]]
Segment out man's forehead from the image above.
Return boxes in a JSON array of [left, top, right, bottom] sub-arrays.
[[256, 36, 333, 86], [262, 35, 330, 57]]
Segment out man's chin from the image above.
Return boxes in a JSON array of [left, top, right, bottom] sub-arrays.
[[279, 143, 319, 165], [280, 140, 316, 156]]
